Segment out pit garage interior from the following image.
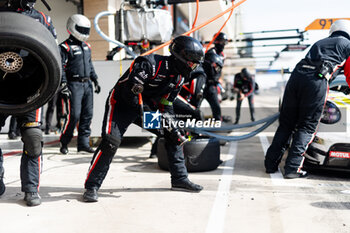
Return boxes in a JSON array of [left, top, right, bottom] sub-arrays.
[[1, 0, 350, 233]]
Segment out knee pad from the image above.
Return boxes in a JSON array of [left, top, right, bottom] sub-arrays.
[[21, 127, 43, 158], [100, 134, 121, 154]]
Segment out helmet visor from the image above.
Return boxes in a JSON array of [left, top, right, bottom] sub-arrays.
[[215, 39, 228, 45], [75, 25, 90, 35]]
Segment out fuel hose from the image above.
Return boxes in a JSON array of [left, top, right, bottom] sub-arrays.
[[94, 11, 137, 58], [186, 113, 280, 141]]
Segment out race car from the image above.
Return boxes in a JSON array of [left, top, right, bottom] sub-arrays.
[[305, 75, 350, 171]]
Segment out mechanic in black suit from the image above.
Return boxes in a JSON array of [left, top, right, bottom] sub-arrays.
[[233, 68, 255, 124], [265, 20, 350, 179], [0, 0, 57, 206], [83, 36, 205, 202]]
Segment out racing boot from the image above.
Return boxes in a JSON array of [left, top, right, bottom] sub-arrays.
[[149, 153, 157, 159], [78, 147, 95, 153], [149, 141, 158, 158], [8, 131, 17, 140], [265, 165, 278, 174], [222, 115, 232, 123], [284, 170, 308, 179], [83, 188, 98, 202], [24, 192, 41, 206], [44, 127, 50, 135], [171, 179, 203, 193], [264, 159, 278, 174], [60, 144, 68, 154], [0, 167, 5, 196]]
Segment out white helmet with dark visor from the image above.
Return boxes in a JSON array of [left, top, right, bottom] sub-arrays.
[[67, 14, 91, 42]]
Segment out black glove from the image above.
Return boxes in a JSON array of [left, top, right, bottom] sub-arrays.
[[92, 79, 101, 94], [165, 128, 188, 146], [60, 82, 71, 99], [162, 113, 188, 146]]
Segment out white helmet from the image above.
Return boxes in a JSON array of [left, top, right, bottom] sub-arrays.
[[67, 14, 91, 42], [329, 19, 350, 38]]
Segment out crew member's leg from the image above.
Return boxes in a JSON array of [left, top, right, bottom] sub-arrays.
[[60, 82, 83, 154], [149, 136, 160, 158], [248, 95, 255, 121], [18, 108, 43, 206], [0, 149, 4, 196], [83, 89, 138, 202], [265, 75, 298, 173], [284, 77, 328, 178], [135, 116, 203, 192], [235, 93, 242, 124], [45, 93, 58, 134], [77, 81, 94, 152], [0, 114, 8, 196], [204, 85, 221, 121]]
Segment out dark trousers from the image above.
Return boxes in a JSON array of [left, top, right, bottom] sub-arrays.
[[204, 84, 221, 121], [235, 94, 255, 122], [265, 68, 328, 174], [8, 116, 18, 134], [45, 92, 64, 131], [84, 88, 188, 190], [60, 81, 93, 149], [0, 108, 43, 192]]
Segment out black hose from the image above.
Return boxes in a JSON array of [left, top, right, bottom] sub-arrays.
[[189, 112, 280, 132], [186, 113, 279, 141]]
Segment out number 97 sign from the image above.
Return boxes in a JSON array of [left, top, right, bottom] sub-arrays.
[[305, 18, 350, 31]]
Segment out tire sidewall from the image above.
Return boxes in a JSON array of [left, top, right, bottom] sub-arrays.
[[0, 12, 61, 114]]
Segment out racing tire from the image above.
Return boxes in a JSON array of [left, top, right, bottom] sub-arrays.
[[0, 12, 61, 115], [157, 137, 221, 172], [209, 130, 227, 146]]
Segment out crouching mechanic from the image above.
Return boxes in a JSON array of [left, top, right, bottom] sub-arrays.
[[0, 0, 57, 206], [265, 20, 350, 178], [83, 36, 204, 202]]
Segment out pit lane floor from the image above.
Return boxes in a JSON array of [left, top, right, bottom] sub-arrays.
[[0, 90, 350, 233]]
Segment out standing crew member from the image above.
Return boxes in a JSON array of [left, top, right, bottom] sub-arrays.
[[83, 36, 204, 202], [265, 20, 350, 178], [59, 14, 101, 154], [0, 0, 57, 206], [173, 64, 207, 121], [204, 32, 227, 121], [208, 32, 228, 58], [233, 68, 255, 124], [203, 49, 225, 120]]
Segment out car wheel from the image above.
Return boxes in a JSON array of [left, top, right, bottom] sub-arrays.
[[157, 137, 221, 172], [0, 12, 61, 114]]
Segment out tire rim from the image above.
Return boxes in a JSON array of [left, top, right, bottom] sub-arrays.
[[0, 46, 46, 106], [0, 51, 23, 73]]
